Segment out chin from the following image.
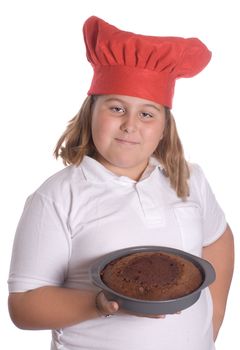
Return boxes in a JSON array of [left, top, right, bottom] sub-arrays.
[[109, 157, 137, 167], [109, 158, 147, 170]]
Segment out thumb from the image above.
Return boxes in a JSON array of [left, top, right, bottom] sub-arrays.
[[96, 291, 119, 316]]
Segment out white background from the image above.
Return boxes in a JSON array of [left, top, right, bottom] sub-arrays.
[[0, 0, 239, 348]]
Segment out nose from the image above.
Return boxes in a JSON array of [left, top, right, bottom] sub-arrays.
[[120, 113, 138, 133]]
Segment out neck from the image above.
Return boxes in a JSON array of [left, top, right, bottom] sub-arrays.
[[94, 155, 149, 181]]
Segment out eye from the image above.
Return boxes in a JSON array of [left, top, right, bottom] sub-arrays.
[[140, 112, 154, 119], [110, 106, 125, 113]]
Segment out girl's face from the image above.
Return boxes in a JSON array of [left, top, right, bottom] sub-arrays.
[[91, 95, 166, 180]]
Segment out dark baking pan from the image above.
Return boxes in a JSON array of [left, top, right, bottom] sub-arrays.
[[90, 246, 215, 315]]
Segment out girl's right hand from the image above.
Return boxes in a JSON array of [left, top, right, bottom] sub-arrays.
[[95, 291, 119, 317], [95, 291, 181, 319]]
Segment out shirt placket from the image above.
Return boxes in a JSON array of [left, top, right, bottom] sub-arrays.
[[135, 174, 166, 227]]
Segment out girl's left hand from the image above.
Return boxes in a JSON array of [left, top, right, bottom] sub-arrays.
[[128, 311, 181, 319]]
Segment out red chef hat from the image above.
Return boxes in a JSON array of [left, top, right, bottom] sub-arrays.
[[83, 16, 211, 108]]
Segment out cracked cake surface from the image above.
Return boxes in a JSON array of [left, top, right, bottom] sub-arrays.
[[101, 251, 203, 300]]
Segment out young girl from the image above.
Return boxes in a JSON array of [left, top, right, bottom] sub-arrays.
[[8, 16, 234, 350]]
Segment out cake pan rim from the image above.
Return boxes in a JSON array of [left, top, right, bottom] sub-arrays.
[[90, 245, 215, 311]]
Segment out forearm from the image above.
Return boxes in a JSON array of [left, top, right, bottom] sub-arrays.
[[203, 225, 234, 340], [8, 286, 99, 330]]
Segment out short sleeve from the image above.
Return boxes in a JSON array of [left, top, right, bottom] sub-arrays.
[[191, 165, 227, 246], [8, 191, 71, 292]]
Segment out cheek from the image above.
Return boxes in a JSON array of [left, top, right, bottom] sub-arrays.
[[144, 124, 164, 146], [91, 115, 116, 145]]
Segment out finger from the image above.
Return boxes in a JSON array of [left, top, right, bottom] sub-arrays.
[[146, 314, 166, 319], [96, 291, 119, 316], [127, 311, 166, 319], [143, 314, 166, 318]]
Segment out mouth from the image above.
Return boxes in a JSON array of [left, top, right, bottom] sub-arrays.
[[115, 138, 140, 145]]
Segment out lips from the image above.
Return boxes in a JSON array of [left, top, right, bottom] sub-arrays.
[[115, 138, 140, 145]]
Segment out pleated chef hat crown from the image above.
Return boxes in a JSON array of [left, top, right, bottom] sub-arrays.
[[83, 16, 211, 108]]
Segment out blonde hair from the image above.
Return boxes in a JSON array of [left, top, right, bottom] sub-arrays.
[[54, 96, 95, 165], [54, 96, 189, 199], [154, 108, 190, 198]]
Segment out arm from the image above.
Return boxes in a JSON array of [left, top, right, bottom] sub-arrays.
[[8, 286, 119, 330], [203, 224, 234, 341], [8, 193, 118, 330]]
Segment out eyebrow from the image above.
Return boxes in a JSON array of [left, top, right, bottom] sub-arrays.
[[104, 97, 162, 112], [143, 103, 162, 112]]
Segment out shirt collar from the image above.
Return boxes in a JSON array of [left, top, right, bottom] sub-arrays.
[[80, 156, 163, 184], [140, 157, 164, 181]]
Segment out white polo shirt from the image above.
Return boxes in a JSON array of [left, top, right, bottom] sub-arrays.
[[8, 156, 227, 350]]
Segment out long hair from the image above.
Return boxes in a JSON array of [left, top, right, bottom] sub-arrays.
[[54, 96, 96, 165], [54, 96, 189, 198], [153, 108, 190, 198]]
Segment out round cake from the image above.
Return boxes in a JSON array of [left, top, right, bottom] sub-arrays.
[[101, 251, 203, 301]]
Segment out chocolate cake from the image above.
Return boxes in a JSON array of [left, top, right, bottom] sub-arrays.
[[101, 251, 203, 300]]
